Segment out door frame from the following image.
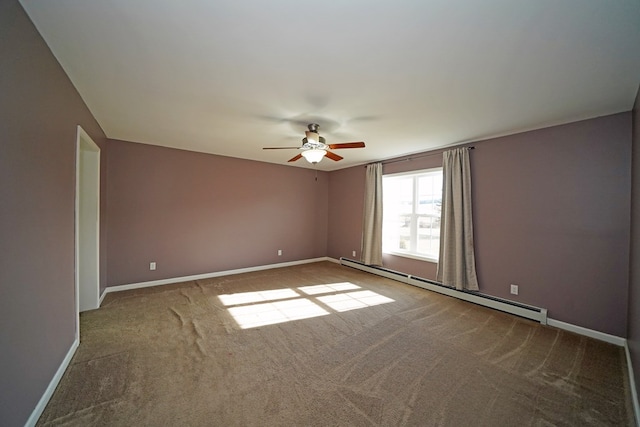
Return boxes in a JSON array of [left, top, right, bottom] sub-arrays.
[[74, 126, 100, 339]]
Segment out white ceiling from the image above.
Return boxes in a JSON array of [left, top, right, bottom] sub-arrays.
[[20, 0, 640, 171]]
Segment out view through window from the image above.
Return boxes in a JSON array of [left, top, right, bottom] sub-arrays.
[[382, 168, 443, 261]]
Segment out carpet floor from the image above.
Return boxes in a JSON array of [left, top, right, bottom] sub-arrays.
[[37, 262, 635, 426]]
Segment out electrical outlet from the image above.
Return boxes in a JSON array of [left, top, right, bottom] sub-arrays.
[[278, 249, 282, 256], [510, 284, 518, 295], [352, 250, 356, 257], [150, 262, 156, 271]]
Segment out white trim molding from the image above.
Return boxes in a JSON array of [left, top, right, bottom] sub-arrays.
[[102, 257, 333, 297], [340, 258, 548, 324], [25, 337, 79, 427], [339, 258, 630, 346], [624, 342, 640, 427], [545, 318, 626, 347], [99, 288, 108, 306], [75, 126, 100, 323]]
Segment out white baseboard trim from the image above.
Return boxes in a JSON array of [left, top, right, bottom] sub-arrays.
[[99, 288, 107, 305], [102, 257, 333, 297], [339, 258, 628, 347], [340, 258, 548, 324], [25, 337, 79, 427], [624, 342, 640, 427], [408, 276, 549, 325], [545, 318, 626, 347]]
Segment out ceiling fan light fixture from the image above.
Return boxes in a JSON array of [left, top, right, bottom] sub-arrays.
[[305, 130, 319, 144], [301, 149, 326, 164]]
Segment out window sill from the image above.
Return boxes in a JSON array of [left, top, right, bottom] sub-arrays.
[[384, 251, 438, 264]]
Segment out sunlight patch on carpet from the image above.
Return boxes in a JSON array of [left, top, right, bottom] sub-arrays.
[[317, 290, 395, 312], [228, 299, 329, 328], [220, 282, 396, 329], [298, 282, 361, 295], [218, 288, 300, 306]]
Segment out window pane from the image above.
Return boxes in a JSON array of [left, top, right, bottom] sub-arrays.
[[383, 176, 413, 214], [399, 234, 411, 250], [417, 173, 442, 215], [382, 168, 442, 260], [417, 235, 439, 257], [417, 216, 439, 257], [397, 177, 413, 214], [383, 177, 414, 253]]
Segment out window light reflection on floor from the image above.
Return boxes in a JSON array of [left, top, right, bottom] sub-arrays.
[[317, 290, 395, 312], [219, 282, 395, 329], [218, 288, 299, 306], [228, 299, 329, 329], [297, 282, 361, 295]]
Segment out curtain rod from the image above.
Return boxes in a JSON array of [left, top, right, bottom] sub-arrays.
[[366, 146, 474, 167]]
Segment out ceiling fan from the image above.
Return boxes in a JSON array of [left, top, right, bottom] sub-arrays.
[[263, 123, 365, 164]]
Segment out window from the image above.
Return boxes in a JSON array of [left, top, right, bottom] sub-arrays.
[[382, 168, 443, 262]]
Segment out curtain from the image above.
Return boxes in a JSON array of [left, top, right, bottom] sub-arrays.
[[362, 162, 383, 265], [437, 148, 479, 291]]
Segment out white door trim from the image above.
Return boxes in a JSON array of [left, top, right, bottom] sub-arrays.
[[75, 126, 100, 339]]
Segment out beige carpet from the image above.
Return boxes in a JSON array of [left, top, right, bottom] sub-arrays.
[[38, 262, 635, 426]]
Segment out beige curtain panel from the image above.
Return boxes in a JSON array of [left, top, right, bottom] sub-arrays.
[[437, 148, 479, 291], [362, 162, 383, 266]]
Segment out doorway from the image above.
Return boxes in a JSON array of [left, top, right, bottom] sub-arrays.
[[75, 126, 100, 337]]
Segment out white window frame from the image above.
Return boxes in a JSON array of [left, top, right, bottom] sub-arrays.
[[382, 168, 443, 263]]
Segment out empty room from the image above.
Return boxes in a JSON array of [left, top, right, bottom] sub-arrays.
[[2, 1, 640, 426]]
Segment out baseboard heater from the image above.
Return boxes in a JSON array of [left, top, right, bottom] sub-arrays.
[[340, 258, 547, 325]]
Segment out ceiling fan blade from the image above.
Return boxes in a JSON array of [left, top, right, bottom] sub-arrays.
[[287, 154, 303, 162], [325, 150, 343, 161], [327, 142, 365, 149], [263, 147, 300, 150]]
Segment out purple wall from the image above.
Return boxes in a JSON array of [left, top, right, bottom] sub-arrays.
[[106, 140, 328, 286], [629, 86, 640, 396], [0, 1, 107, 425], [328, 114, 631, 337], [327, 166, 366, 261], [473, 114, 630, 336]]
